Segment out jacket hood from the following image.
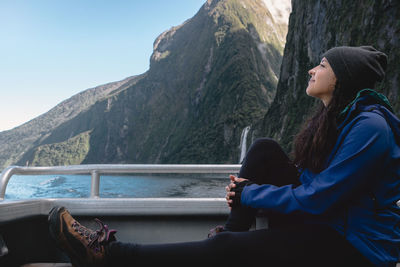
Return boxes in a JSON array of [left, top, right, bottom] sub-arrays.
[[337, 89, 400, 145]]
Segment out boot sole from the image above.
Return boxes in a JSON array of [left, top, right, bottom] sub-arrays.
[[48, 206, 64, 240]]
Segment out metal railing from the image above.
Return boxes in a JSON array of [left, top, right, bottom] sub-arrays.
[[0, 164, 241, 201]]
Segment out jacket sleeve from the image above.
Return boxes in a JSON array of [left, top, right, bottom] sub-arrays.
[[241, 113, 390, 215]]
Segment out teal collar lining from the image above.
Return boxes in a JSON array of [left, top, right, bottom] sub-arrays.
[[338, 88, 393, 120]]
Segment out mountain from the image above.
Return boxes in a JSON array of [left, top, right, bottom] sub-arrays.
[[251, 0, 400, 153], [0, 0, 290, 168], [0, 75, 144, 167]]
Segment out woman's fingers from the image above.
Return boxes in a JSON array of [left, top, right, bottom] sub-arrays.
[[226, 191, 235, 207], [226, 191, 235, 199], [235, 177, 248, 183], [226, 181, 236, 192], [230, 174, 248, 183], [226, 174, 250, 208]]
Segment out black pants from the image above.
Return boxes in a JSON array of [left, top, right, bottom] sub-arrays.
[[107, 138, 374, 267]]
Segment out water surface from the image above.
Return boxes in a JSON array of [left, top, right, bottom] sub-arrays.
[[5, 174, 230, 199]]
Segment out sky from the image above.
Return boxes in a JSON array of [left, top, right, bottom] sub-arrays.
[[0, 0, 205, 131]]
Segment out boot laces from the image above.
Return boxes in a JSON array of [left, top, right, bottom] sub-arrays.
[[71, 218, 116, 253]]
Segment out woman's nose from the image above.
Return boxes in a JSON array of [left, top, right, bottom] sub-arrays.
[[308, 68, 315, 76]]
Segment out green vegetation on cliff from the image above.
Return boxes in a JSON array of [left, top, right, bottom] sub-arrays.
[[0, 74, 144, 168], [30, 131, 91, 166]]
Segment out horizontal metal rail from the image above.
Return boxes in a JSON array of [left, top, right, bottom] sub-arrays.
[[0, 164, 241, 201]]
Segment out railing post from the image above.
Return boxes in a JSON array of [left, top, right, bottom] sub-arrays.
[[90, 170, 100, 198], [0, 166, 17, 201]]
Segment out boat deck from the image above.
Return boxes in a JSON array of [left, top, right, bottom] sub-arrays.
[[0, 197, 229, 266]]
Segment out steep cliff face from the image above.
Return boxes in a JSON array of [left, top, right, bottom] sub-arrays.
[[2, 0, 289, 168], [253, 0, 400, 153]]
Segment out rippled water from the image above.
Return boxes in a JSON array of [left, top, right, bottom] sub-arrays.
[[5, 174, 230, 200]]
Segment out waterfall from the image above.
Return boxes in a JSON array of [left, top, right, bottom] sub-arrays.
[[239, 126, 251, 163]]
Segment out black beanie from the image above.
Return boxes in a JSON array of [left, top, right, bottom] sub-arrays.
[[322, 46, 387, 90]]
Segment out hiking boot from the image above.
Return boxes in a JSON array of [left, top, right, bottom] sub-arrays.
[[207, 225, 225, 238], [48, 206, 117, 267]]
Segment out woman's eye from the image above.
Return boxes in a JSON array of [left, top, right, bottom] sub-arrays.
[[320, 64, 325, 68]]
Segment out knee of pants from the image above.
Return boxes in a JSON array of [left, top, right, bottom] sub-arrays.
[[250, 138, 279, 149], [247, 138, 284, 157]]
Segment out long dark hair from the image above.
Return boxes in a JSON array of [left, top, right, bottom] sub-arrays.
[[292, 81, 357, 173]]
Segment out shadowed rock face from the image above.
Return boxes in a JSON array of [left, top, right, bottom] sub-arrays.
[[0, 0, 289, 167], [252, 0, 400, 153]]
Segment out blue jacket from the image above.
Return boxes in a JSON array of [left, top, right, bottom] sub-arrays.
[[241, 91, 400, 266]]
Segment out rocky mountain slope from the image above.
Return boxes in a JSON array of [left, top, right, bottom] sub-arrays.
[[0, 0, 289, 168], [0, 74, 144, 167], [252, 0, 400, 153]]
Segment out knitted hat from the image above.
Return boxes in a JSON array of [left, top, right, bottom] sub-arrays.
[[322, 46, 387, 90]]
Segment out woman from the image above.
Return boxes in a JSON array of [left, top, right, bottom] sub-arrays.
[[48, 46, 400, 267]]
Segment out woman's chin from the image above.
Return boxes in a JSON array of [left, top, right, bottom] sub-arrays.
[[306, 86, 313, 97]]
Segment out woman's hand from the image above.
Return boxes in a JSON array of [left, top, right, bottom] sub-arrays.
[[225, 175, 249, 208]]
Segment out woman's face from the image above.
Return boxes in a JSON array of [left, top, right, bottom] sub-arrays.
[[306, 57, 337, 106]]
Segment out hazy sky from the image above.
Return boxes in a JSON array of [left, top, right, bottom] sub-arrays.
[[0, 0, 205, 131]]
